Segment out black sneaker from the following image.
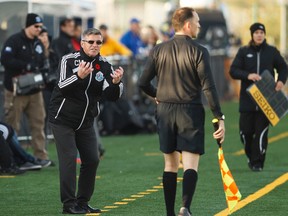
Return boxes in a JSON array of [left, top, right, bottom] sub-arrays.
[[0, 166, 25, 175], [19, 162, 42, 171], [35, 159, 52, 168]]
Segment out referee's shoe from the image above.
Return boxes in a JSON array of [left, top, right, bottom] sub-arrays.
[[178, 207, 191, 216]]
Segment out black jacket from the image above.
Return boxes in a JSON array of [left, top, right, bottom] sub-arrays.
[[139, 35, 223, 118], [0, 30, 45, 92], [51, 31, 75, 64], [49, 49, 123, 130], [230, 40, 288, 112]]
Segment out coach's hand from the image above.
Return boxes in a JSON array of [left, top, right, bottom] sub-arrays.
[[111, 66, 124, 84], [213, 120, 225, 144], [77, 61, 93, 79]]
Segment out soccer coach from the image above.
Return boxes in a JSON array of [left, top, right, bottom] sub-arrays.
[[139, 7, 225, 216], [49, 28, 124, 214]]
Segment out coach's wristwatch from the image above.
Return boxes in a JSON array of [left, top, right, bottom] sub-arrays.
[[218, 115, 225, 121]]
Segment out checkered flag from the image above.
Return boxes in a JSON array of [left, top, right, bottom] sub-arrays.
[[213, 119, 242, 213]]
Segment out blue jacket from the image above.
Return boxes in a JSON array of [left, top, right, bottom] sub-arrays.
[[120, 30, 144, 56]]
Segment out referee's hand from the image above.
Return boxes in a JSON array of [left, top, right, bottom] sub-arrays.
[[213, 120, 225, 144]]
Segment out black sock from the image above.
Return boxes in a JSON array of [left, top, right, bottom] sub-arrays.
[[163, 172, 177, 216], [182, 169, 198, 213]]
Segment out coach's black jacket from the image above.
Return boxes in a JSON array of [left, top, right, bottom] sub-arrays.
[[139, 34, 223, 119], [230, 40, 288, 112], [49, 49, 123, 130], [0, 30, 45, 92]]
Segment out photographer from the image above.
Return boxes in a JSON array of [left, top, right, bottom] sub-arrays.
[[0, 13, 51, 166]]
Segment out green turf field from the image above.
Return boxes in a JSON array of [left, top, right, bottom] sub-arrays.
[[0, 101, 287, 216]]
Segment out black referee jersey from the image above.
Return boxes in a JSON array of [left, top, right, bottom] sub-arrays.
[[139, 34, 223, 119]]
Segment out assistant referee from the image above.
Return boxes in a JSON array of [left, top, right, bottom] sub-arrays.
[[139, 7, 225, 216]]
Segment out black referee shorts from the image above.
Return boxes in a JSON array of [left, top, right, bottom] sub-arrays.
[[156, 103, 205, 154]]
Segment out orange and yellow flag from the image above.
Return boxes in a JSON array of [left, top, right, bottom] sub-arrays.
[[212, 118, 241, 214], [218, 146, 242, 213]]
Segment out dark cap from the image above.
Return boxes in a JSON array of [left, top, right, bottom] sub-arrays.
[[250, 22, 266, 37], [99, 24, 108, 30], [26, 13, 43, 28], [130, 18, 140, 24]]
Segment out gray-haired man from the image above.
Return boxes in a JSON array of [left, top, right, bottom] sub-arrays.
[[49, 28, 124, 214]]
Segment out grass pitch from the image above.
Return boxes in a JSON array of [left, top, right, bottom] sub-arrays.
[[0, 101, 287, 216]]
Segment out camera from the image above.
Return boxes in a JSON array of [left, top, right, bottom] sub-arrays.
[[40, 68, 57, 84]]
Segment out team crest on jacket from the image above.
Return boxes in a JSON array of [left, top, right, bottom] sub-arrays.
[[95, 71, 104, 82], [35, 44, 43, 54]]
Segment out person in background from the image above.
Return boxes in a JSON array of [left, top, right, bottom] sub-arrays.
[[120, 18, 145, 57], [1, 13, 51, 167], [51, 17, 75, 63], [229, 22, 287, 171], [0, 121, 42, 175], [38, 26, 58, 140], [71, 21, 82, 51], [159, 21, 174, 43], [0, 130, 25, 175], [49, 28, 124, 214], [98, 24, 132, 136], [99, 24, 132, 57], [139, 7, 225, 216], [142, 25, 159, 49]]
